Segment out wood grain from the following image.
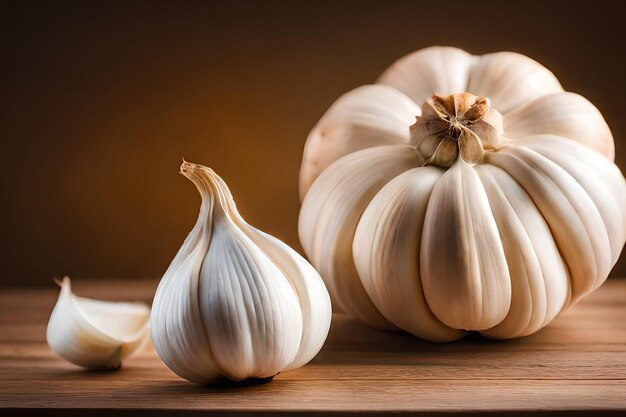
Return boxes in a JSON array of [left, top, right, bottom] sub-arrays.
[[1, 279, 625, 416]]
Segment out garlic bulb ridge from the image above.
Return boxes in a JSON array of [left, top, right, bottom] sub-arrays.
[[46, 277, 150, 369], [150, 161, 331, 384]]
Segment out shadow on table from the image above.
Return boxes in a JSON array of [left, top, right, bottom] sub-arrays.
[[313, 314, 553, 364]]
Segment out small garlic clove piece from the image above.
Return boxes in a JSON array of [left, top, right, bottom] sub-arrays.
[[46, 277, 150, 369], [150, 162, 331, 384]]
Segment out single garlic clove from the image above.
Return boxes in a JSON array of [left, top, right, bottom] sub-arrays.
[[299, 145, 421, 330], [468, 51, 563, 114], [46, 277, 150, 369], [377, 46, 475, 104], [150, 162, 332, 384], [420, 160, 512, 330], [299, 84, 418, 199], [504, 92, 614, 160]]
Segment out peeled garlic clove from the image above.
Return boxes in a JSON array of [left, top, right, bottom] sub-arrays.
[[46, 277, 150, 369], [150, 161, 331, 384]]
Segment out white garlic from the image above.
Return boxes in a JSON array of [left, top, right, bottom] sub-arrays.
[[46, 277, 150, 369], [150, 161, 331, 384], [298, 46, 626, 341]]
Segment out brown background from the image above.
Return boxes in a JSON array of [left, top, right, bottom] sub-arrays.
[[2, 0, 626, 287]]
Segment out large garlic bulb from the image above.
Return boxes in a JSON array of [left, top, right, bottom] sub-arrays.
[[299, 46, 626, 341], [151, 161, 331, 384], [47, 277, 150, 369]]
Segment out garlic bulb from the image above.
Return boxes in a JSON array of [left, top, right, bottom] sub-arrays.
[[46, 277, 150, 369], [150, 161, 331, 384], [299, 46, 626, 341]]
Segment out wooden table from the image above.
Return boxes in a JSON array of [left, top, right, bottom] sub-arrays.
[[1, 278, 625, 416]]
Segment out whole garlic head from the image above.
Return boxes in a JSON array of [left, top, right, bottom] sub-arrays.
[[298, 46, 626, 341], [150, 161, 331, 384], [46, 277, 150, 369]]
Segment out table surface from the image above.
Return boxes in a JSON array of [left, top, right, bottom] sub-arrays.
[[1, 278, 625, 416]]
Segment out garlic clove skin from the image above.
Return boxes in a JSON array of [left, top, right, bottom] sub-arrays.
[[299, 145, 422, 330], [517, 142, 623, 267], [378, 46, 475, 104], [150, 162, 331, 384], [46, 277, 150, 369], [299, 84, 419, 199], [199, 213, 303, 381], [504, 92, 614, 160], [238, 229, 332, 371], [353, 167, 466, 342], [467, 51, 563, 114], [420, 160, 512, 330], [475, 164, 569, 338], [487, 145, 612, 305], [514, 135, 626, 266]]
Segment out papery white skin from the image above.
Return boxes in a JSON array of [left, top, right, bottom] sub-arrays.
[[299, 46, 626, 341], [46, 277, 150, 369], [151, 162, 331, 384]]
